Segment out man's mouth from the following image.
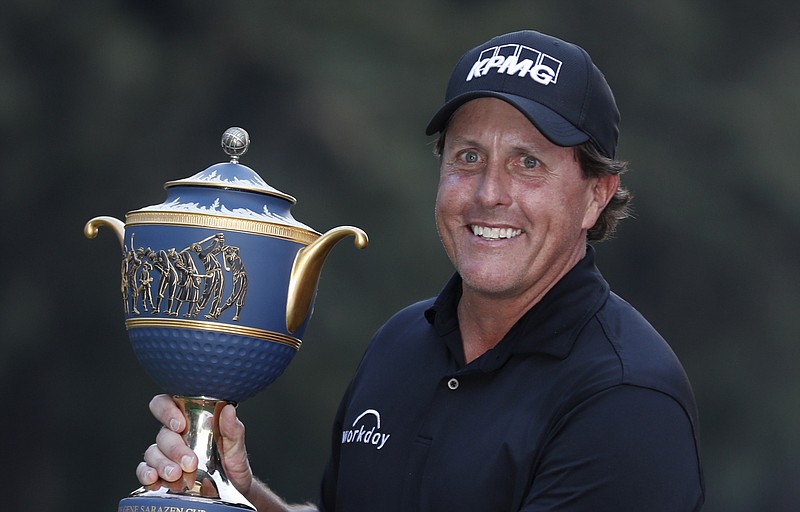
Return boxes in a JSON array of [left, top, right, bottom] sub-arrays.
[[470, 225, 523, 240]]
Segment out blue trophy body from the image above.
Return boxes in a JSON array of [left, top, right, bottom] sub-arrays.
[[86, 128, 367, 511]]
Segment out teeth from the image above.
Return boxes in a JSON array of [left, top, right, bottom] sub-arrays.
[[470, 225, 522, 240]]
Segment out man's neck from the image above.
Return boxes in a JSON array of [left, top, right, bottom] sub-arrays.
[[456, 246, 586, 363]]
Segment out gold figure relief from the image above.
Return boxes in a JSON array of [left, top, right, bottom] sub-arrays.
[[123, 232, 248, 323]]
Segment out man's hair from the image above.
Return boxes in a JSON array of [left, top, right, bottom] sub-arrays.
[[433, 135, 632, 242], [574, 141, 632, 241]]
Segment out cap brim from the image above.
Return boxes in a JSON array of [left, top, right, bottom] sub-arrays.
[[425, 91, 590, 148]]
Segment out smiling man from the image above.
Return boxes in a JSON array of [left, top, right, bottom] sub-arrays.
[[139, 30, 705, 511], [434, 98, 620, 363]]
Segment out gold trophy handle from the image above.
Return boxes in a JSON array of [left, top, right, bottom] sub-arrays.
[[286, 226, 368, 333], [84, 216, 126, 247]]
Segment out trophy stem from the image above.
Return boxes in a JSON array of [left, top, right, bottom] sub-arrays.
[[120, 396, 255, 512], [180, 397, 239, 499]]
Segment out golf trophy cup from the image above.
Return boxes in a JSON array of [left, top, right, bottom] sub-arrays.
[[85, 127, 368, 511]]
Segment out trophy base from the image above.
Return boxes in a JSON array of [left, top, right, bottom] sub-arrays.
[[119, 493, 255, 512]]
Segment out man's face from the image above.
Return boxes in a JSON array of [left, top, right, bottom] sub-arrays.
[[435, 97, 613, 301]]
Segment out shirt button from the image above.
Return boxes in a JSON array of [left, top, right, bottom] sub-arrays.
[[447, 378, 459, 390]]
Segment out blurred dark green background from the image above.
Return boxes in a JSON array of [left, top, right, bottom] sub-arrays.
[[2, 1, 798, 511]]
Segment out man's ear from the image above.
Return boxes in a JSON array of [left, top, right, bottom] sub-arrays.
[[582, 173, 619, 230]]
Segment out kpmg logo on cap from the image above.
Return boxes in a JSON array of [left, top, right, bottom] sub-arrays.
[[466, 44, 562, 86]]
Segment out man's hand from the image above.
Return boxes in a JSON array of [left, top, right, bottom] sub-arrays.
[[135, 395, 316, 512], [136, 395, 254, 497]]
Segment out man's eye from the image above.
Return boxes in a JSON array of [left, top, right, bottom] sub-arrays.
[[462, 151, 479, 163], [522, 156, 539, 169]]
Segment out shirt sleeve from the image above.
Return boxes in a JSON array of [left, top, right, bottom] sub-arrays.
[[521, 385, 704, 512]]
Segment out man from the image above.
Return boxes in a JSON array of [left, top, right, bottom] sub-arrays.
[[138, 30, 704, 511]]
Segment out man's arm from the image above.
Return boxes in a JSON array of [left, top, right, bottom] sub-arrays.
[[522, 385, 704, 511]]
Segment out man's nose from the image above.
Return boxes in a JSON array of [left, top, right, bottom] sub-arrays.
[[475, 160, 512, 207]]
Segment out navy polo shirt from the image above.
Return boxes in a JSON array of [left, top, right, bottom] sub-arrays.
[[319, 247, 704, 511]]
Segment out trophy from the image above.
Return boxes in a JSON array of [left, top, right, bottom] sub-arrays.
[[85, 127, 368, 511]]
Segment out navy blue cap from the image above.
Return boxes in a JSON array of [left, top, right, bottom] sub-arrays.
[[426, 30, 620, 158]]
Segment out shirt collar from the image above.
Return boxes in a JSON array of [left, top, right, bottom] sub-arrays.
[[425, 245, 610, 360]]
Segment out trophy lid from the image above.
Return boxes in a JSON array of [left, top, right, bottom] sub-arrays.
[[133, 127, 314, 231], [164, 127, 297, 204]]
